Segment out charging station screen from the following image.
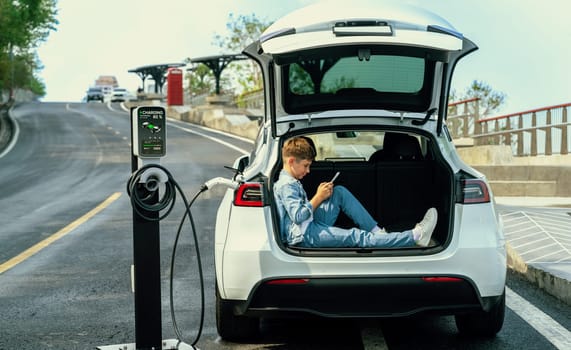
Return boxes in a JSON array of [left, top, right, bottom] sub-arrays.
[[137, 106, 166, 157]]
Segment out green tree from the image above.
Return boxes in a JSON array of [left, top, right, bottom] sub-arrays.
[[184, 62, 214, 96], [213, 13, 270, 53], [0, 0, 58, 99], [212, 13, 272, 94], [450, 80, 506, 117]]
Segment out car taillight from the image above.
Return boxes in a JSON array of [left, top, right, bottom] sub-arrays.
[[266, 278, 309, 285], [422, 276, 463, 282], [234, 183, 265, 207], [459, 179, 490, 204]]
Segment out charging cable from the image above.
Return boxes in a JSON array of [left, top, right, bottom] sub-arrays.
[[127, 164, 239, 348]]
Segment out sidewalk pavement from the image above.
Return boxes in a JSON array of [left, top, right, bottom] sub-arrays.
[[495, 196, 571, 305], [496, 196, 571, 208]]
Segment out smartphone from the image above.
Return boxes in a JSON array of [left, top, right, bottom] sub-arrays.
[[330, 171, 340, 183]]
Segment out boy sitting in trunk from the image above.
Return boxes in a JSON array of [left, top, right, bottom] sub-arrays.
[[274, 136, 437, 248]]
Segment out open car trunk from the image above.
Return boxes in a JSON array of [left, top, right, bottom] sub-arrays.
[[272, 129, 454, 255]]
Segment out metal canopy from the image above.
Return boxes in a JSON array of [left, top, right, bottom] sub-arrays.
[[128, 63, 185, 94], [190, 54, 248, 95]]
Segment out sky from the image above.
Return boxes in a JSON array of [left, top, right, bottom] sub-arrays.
[[36, 0, 570, 116]]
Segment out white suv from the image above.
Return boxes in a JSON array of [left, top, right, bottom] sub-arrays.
[[214, 1, 506, 341]]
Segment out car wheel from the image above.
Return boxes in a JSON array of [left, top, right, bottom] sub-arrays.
[[216, 283, 259, 341], [455, 290, 505, 337]]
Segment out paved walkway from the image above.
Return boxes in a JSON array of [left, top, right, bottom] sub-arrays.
[[496, 196, 571, 305]]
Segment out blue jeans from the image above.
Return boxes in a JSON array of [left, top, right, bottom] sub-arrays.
[[301, 186, 415, 248]]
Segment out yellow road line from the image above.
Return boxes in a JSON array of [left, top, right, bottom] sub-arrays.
[[0, 192, 122, 275]]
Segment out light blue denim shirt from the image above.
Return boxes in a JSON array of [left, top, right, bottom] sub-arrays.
[[273, 169, 313, 245]]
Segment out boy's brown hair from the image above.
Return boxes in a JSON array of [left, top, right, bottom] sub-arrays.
[[282, 136, 316, 161]]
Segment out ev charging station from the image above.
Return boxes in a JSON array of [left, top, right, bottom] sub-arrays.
[[98, 106, 195, 350]]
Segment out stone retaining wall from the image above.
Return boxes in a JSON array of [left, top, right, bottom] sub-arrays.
[[0, 103, 14, 153]]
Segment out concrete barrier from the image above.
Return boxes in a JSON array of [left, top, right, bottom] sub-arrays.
[[166, 103, 260, 141], [458, 144, 571, 197], [475, 165, 571, 196], [507, 243, 571, 305]]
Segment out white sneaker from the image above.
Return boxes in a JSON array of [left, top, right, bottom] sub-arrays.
[[413, 208, 438, 247], [371, 226, 387, 234]]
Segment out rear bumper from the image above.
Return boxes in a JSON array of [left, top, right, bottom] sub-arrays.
[[231, 276, 501, 318]]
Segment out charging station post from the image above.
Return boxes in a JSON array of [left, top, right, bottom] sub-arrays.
[[131, 106, 165, 349], [99, 106, 196, 350], [98, 105, 201, 350]]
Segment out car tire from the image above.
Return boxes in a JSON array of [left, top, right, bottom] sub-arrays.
[[216, 283, 259, 341], [455, 290, 505, 337]]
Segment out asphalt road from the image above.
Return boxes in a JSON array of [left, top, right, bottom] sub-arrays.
[[0, 102, 569, 349]]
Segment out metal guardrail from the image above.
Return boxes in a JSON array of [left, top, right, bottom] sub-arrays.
[[448, 100, 570, 157], [446, 98, 482, 137]]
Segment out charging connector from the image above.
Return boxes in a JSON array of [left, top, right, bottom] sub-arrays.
[[139, 167, 169, 192], [202, 177, 240, 191], [127, 164, 176, 221]]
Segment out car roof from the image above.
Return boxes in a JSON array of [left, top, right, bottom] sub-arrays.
[[260, 0, 464, 55]]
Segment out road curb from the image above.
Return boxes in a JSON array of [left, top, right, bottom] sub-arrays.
[[506, 242, 571, 305]]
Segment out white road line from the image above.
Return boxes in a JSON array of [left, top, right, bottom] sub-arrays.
[[106, 101, 115, 112], [505, 229, 541, 240], [167, 117, 255, 144], [512, 236, 552, 248], [500, 210, 526, 218], [555, 256, 571, 263], [0, 192, 122, 274], [523, 212, 571, 256], [551, 233, 571, 241], [528, 211, 571, 221], [527, 249, 565, 263], [502, 215, 526, 224], [506, 287, 571, 349], [168, 123, 250, 156], [539, 221, 571, 231], [503, 221, 534, 230]]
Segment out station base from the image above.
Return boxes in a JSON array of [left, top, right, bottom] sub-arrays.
[[97, 339, 196, 350]]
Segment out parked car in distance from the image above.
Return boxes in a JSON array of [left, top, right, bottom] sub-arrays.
[[111, 87, 132, 102], [85, 86, 104, 102], [214, 0, 506, 342]]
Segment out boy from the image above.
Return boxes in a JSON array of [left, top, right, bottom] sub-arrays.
[[273, 136, 437, 248]]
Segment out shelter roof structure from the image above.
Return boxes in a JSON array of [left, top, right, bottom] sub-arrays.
[[128, 63, 185, 94], [190, 54, 248, 95]]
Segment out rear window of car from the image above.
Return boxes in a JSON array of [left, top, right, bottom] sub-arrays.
[[279, 49, 433, 115], [289, 55, 424, 95]]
